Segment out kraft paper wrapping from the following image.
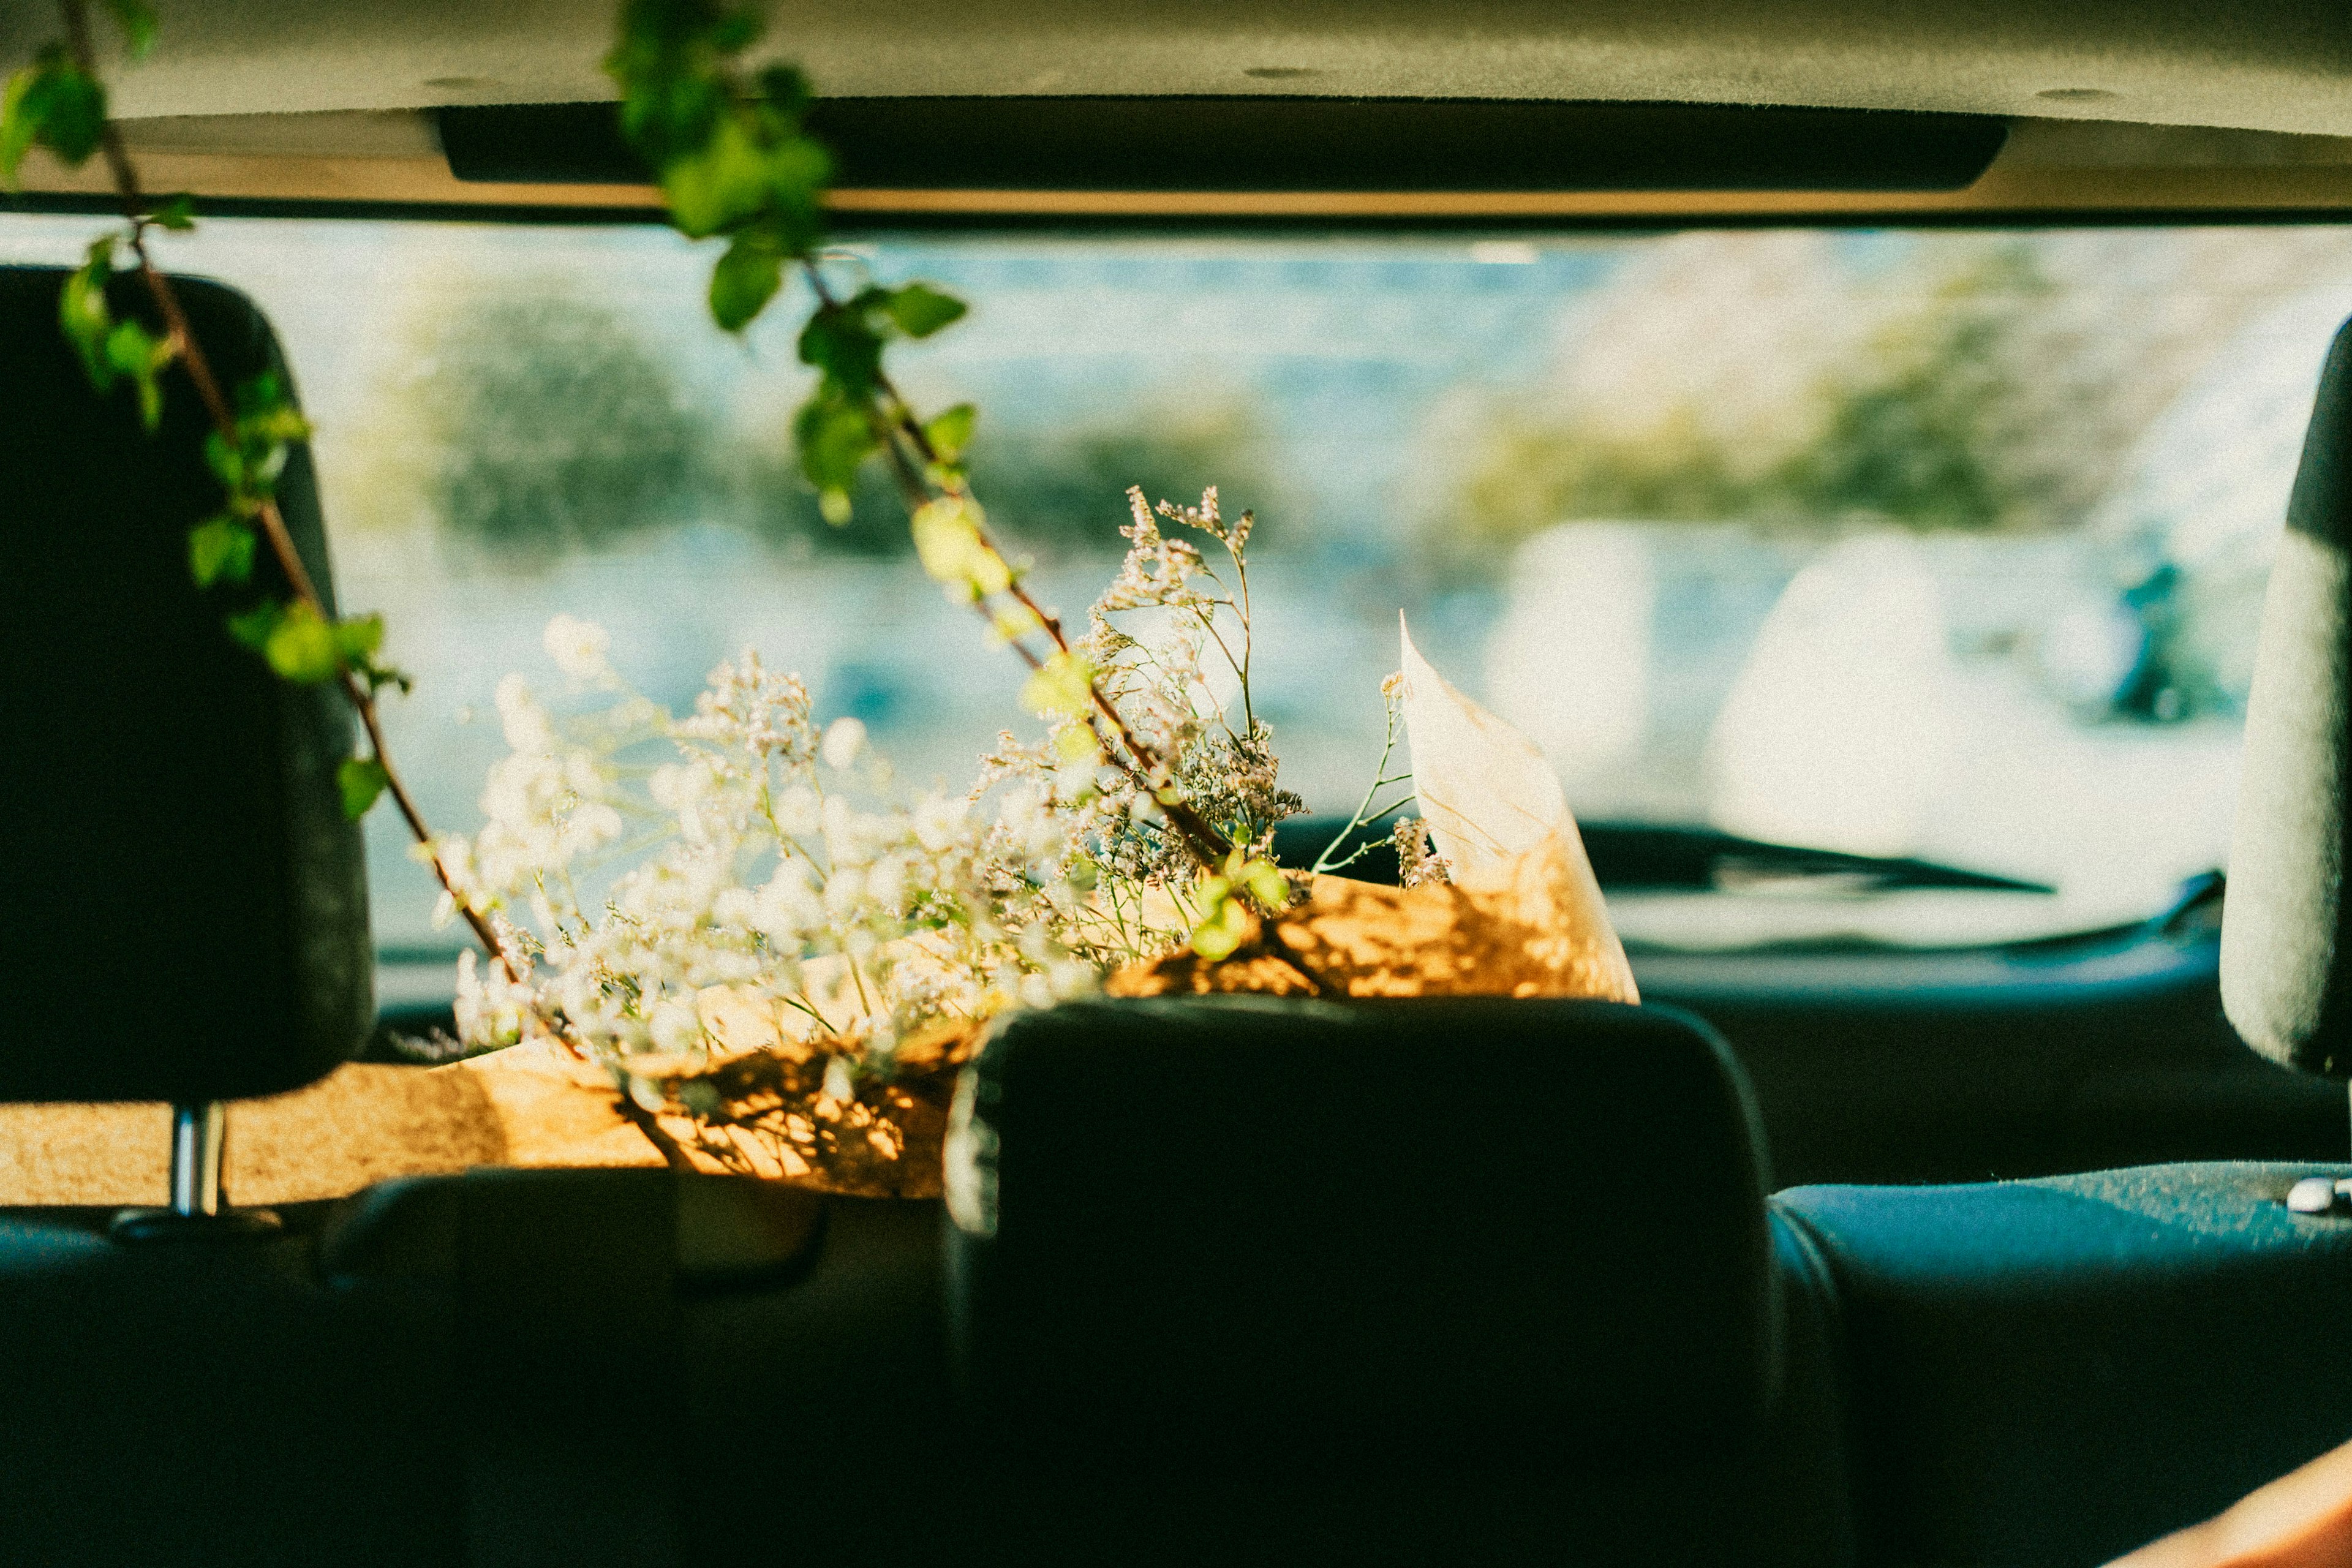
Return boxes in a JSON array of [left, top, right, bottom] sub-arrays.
[[1112, 619, 1638, 1004]]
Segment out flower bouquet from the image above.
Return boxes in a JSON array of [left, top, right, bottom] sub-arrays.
[[434, 489, 1635, 1197]]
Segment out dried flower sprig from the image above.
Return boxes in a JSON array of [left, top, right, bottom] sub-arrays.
[[1311, 675, 1418, 877], [444, 617, 1101, 1182]]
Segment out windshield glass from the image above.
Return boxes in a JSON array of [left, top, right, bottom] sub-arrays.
[[5, 214, 2342, 953]]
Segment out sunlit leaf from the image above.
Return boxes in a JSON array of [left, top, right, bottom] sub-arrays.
[[885, 282, 966, 339], [187, 516, 254, 587], [262, 601, 341, 684], [104, 319, 173, 429], [149, 192, 195, 230], [913, 495, 1011, 599], [1235, 856, 1292, 913], [1189, 892, 1252, 961], [59, 235, 116, 385], [923, 402, 976, 462], [1020, 649, 1098, 720], [336, 756, 391, 820], [0, 68, 39, 188], [333, 612, 385, 663]]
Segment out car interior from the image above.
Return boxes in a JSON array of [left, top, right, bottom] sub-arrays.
[[8, 2, 2352, 1564]]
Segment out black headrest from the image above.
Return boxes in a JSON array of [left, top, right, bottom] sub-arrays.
[[945, 995, 1774, 1464], [2224, 317, 2352, 1078], [0, 266, 371, 1102]]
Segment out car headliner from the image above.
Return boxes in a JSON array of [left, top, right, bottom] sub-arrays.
[[2, 4, 2349, 226]]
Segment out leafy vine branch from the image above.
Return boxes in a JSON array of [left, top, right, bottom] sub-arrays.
[[3, 0, 1291, 1017], [608, 0, 1256, 886], [1, 0, 516, 975]]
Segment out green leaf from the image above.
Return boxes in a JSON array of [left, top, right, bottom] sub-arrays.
[[763, 134, 829, 210], [59, 235, 116, 385], [225, 602, 281, 651], [614, 71, 725, 168], [923, 402, 976, 463], [360, 661, 414, 697], [204, 428, 244, 494], [1235, 857, 1292, 912], [104, 319, 173, 429], [707, 230, 782, 332], [102, 0, 160, 61], [103, 319, 159, 376], [755, 63, 812, 119], [332, 612, 385, 663], [336, 756, 391, 821], [818, 487, 853, 526], [236, 374, 311, 442], [262, 601, 341, 684], [1188, 894, 1253, 962], [187, 516, 255, 587], [150, 192, 195, 230], [21, 51, 107, 168], [884, 282, 967, 339], [662, 113, 770, 238], [709, 9, 764, 55], [791, 390, 878, 495], [796, 306, 883, 393]]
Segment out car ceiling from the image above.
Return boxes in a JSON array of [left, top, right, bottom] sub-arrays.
[[0, 0, 2348, 138]]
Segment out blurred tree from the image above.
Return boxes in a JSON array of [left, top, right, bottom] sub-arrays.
[[1444, 244, 2062, 565], [362, 288, 714, 564], [732, 398, 1287, 559], [435, 294, 708, 558]]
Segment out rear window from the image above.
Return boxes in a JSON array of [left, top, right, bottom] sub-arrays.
[[4, 214, 2344, 952]]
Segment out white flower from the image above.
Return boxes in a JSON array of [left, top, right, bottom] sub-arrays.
[[650, 760, 710, 813], [822, 865, 866, 922], [649, 998, 704, 1055], [774, 785, 821, 838], [867, 855, 908, 913], [494, 674, 556, 753], [913, 791, 968, 853], [821, 717, 867, 771], [543, 614, 613, 683]]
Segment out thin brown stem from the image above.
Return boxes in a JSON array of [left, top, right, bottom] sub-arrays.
[[800, 257, 1237, 871], [616, 1093, 698, 1172], [62, 0, 517, 981]]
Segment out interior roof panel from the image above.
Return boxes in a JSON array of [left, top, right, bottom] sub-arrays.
[[1, 0, 2348, 138]]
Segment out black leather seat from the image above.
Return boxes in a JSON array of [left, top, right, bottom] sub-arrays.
[[0, 265, 845, 1568], [943, 993, 1856, 1567], [0, 262, 461, 1562]]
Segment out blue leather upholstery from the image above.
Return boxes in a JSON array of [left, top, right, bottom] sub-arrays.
[[1779, 1162, 2352, 1568]]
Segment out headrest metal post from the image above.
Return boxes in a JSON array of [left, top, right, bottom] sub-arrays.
[[110, 1100, 277, 1242], [169, 1102, 225, 1219]]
